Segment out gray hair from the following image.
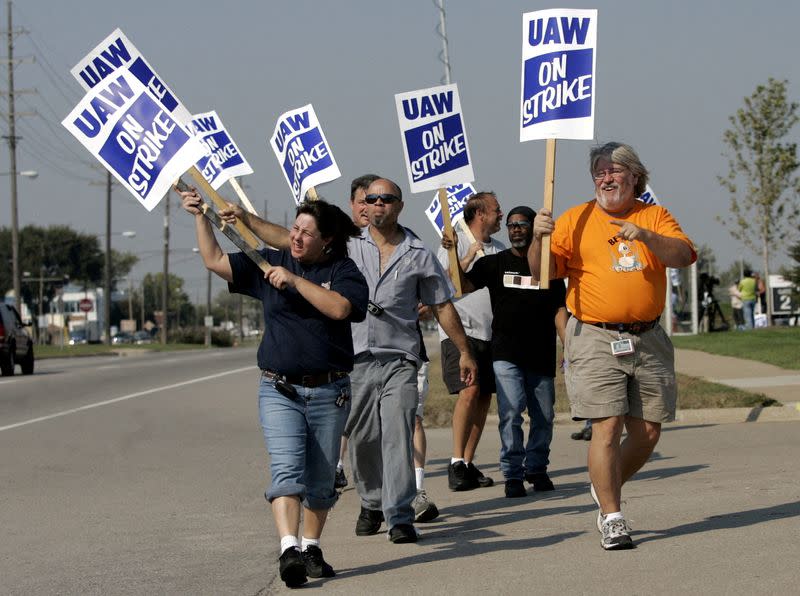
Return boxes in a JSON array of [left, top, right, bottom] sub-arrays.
[[589, 142, 649, 198]]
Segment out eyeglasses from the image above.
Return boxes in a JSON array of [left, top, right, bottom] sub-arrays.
[[506, 221, 531, 230], [592, 168, 628, 180], [365, 194, 401, 204]]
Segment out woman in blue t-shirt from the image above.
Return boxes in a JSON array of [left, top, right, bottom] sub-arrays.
[[178, 188, 368, 588]]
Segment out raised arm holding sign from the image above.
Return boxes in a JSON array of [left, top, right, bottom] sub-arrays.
[[519, 8, 597, 288], [395, 83, 475, 296]]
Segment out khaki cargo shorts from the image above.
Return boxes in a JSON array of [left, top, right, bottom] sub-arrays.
[[564, 317, 677, 423]]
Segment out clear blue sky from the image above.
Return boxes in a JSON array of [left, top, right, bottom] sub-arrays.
[[2, 0, 799, 300]]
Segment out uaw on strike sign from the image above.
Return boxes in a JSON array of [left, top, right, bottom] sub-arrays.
[[62, 69, 205, 211], [71, 28, 192, 126], [270, 104, 340, 205], [395, 83, 474, 194], [190, 110, 253, 190], [520, 9, 597, 141]]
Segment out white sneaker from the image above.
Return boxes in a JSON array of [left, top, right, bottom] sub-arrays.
[[589, 483, 603, 533], [600, 516, 634, 550]]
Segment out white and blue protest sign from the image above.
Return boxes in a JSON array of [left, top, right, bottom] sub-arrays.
[[62, 70, 206, 211], [638, 184, 660, 205], [425, 183, 476, 237], [190, 111, 253, 191], [520, 9, 597, 142], [269, 104, 340, 204], [395, 83, 475, 194], [70, 28, 192, 126]]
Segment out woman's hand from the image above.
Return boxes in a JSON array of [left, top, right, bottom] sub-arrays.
[[265, 266, 297, 290]]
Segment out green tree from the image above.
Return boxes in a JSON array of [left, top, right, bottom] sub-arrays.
[[717, 78, 800, 320], [141, 272, 194, 332]]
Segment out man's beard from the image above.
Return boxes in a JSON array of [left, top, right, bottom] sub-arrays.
[[511, 238, 529, 250]]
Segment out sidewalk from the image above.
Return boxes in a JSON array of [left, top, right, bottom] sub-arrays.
[[672, 348, 800, 423]]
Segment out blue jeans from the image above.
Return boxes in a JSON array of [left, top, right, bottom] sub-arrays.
[[742, 299, 756, 329], [258, 374, 350, 510], [493, 360, 555, 480]]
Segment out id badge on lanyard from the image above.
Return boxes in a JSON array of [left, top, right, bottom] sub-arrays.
[[610, 337, 634, 357]]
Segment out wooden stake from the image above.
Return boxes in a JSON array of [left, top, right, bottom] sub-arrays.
[[186, 166, 260, 249], [227, 177, 258, 215], [457, 219, 484, 258], [305, 186, 319, 201], [439, 187, 462, 297], [539, 138, 556, 289]]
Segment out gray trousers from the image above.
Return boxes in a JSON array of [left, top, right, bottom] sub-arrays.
[[345, 356, 418, 529]]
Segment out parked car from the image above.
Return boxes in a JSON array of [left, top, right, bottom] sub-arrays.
[[133, 330, 153, 345], [68, 328, 88, 345], [0, 303, 34, 376], [111, 332, 134, 345]]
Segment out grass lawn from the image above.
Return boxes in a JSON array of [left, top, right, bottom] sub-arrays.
[[671, 326, 800, 370], [422, 351, 776, 428]]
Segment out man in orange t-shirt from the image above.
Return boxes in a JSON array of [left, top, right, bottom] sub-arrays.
[[529, 142, 696, 551]]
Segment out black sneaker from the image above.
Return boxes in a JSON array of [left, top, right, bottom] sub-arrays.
[[334, 467, 348, 489], [504, 478, 527, 498], [278, 547, 308, 588], [355, 507, 384, 536], [388, 523, 419, 543], [467, 462, 494, 488], [448, 461, 476, 491], [302, 545, 335, 578], [525, 471, 555, 492]]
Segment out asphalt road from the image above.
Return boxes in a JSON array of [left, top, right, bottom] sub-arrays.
[[2, 348, 799, 595], [1, 347, 272, 595]]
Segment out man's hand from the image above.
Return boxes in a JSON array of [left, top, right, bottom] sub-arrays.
[[458, 351, 478, 387], [441, 228, 457, 250], [533, 208, 555, 239], [610, 220, 651, 243]]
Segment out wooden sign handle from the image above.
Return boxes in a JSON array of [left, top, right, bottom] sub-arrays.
[[539, 138, 556, 289], [227, 177, 258, 215], [186, 166, 261, 249], [457, 219, 484, 258], [305, 186, 319, 201], [439, 187, 462, 297]]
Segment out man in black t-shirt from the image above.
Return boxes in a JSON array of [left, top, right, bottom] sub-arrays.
[[457, 206, 568, 499]]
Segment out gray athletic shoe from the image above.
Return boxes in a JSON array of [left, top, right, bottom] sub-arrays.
[[412, 489, 439, 522], [590, 483, 603, 532], [600, 517, 634, 550]]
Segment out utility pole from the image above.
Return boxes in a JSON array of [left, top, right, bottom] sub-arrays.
[[436, 0, 452, 85], [161, 196, 169, 344], [104, 171, 112, 344], [3, 1, 33, 311], [6, 0, 19, 308]]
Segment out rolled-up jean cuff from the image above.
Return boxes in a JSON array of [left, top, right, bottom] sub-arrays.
[[305, 491, 339, 510], [265, 482, 305, 503]]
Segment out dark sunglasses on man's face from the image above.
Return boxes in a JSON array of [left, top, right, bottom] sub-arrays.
[[506, 221, 531, 230], [365, 194, 401, 204]]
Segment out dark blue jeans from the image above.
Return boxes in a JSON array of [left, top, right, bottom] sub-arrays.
[[493, 360, 555, 480]]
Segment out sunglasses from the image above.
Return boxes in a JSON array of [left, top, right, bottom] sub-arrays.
[[365, 194, 401, 204], [506, 221, 531, 230]]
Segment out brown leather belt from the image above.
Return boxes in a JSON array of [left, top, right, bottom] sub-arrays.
[[262, 369, 348, 388], [584, 318, 660, 334]]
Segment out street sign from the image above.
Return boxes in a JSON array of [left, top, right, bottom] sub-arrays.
[[79, 298, 93, 313]]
